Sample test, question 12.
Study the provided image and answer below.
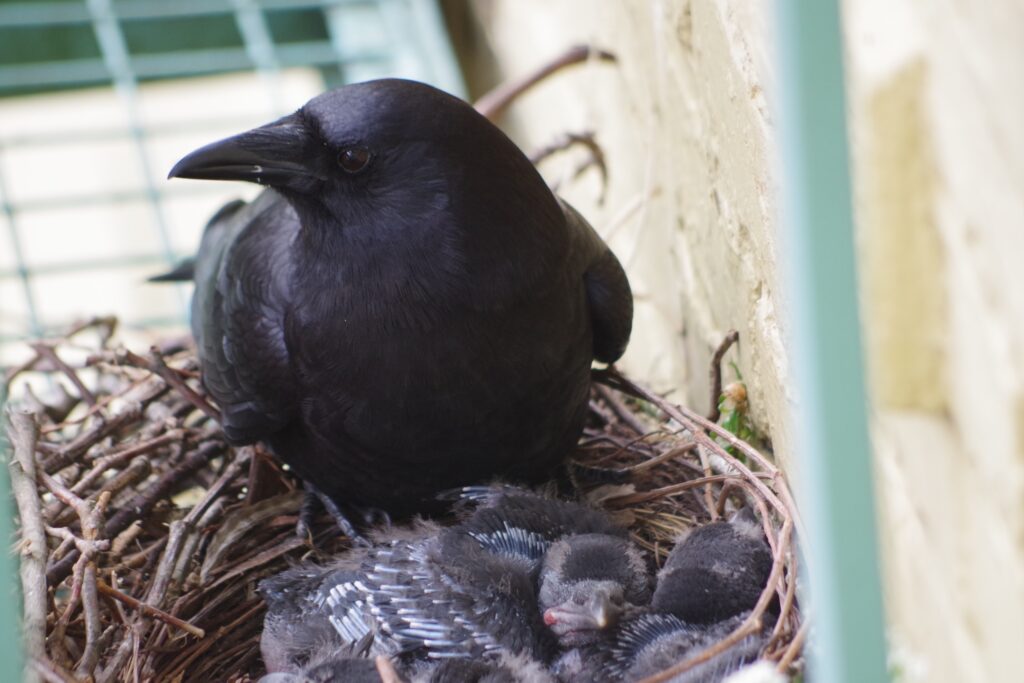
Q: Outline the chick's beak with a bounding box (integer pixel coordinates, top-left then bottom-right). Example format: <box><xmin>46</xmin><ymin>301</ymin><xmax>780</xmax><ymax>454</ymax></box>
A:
<box><xmin>168</xmin><ymin>112</ymin><xmax>323</xmax><ymax>193</ymax></box>
<box><xmin>543</xmin><ymin>592</ymin><xmax>622</xmax><ymax>634</ymax></box>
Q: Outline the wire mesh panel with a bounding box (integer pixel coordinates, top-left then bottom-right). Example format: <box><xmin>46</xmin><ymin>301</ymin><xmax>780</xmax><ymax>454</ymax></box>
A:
<box><xmin>0</xmin><ymin>0</ymin><xmax>464</xmax><ymax>365</ymax></box>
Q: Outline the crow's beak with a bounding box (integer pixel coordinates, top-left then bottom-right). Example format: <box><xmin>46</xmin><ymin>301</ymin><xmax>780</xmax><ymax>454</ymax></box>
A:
<box><xmin>168</xmin><ymin>112</ymin><xmax>322</xmax><ymax>193</ymax></box>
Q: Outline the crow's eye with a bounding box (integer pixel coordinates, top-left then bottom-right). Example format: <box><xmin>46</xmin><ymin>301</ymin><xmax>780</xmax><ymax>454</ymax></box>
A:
<box><xmin>337</xmin><ymin>147</ymin><xmax>371</xmax><ymax>173</ymax></box>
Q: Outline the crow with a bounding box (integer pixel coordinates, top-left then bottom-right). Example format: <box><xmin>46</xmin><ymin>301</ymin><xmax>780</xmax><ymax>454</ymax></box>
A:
<box><xmin>167</xmin><ymin>79</ymin><xmax>632</xmax><ymax>528</ymax></box>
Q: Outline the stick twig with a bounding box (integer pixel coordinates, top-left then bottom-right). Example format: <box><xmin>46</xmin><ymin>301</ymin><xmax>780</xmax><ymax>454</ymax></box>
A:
<box><xmin>117</xmin><ymin>348</ymin><xmax>220</xmax><ymax>422</ymax></box>
<box><xmin>46</xmin><ymin>441</ymin><xmax>223</xmax><ymax>584</ymax></box>
<box><xmin>97</xmin><ymin>580</ymin><xmax>205</xmax><ymax>638</ymax></box>
<box><xmin>474</xmin><ymin>44</ymin><xmax>616</xmax><ymax>120</ymax></box>
<box><xmin>30</xmin><ymin>343</ymin><xmax>97</xmax><ymax>407</ymax></box>
<box><xmin>706</xmin><ymin>329</ymin><xmax>740</xmax><ymax>423</ymax></box>
<box><xmin>595</xmin><ymin>382</ymin><xmax>652</xmax><ymax>436</ymax></box>
<box><xmin>6</xmin><ymin>409</ymin><xmax>48</xmax><ymax>665</ymax></box>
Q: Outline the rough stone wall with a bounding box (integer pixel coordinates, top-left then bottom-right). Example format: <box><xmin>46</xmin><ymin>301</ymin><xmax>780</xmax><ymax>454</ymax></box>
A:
<box><xmin>452</xmin><ymin>0</ymin><xmax>794</xmax><ymax>469</ymax></box>
<box><xmin>845</xmin><ymin>1</ymin><xmax>1024</xmax><ymax>681</ymax></box>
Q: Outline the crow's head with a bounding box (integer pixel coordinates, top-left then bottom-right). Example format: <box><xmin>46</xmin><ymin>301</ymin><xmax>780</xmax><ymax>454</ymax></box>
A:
<box><xmin>168</xmin><ymin>79</ymin><xmax>555</xmax><ymax>238</ymax></box>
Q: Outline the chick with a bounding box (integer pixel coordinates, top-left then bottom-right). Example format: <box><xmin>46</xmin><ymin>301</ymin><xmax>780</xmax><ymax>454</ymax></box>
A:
<box><xmin>537</xmin><ymin>533</ymin><xmax>651</xmax><ymax>649</ymax></box>
<box><xmin>261</xmin><ymin>501</ymin><xmax>652</xmax><ymax>677</ymax></box>
<box><xmin>652</xmin><ymin>506</ymin><xmax>772</xmax><ymax>624</ymax></box>
<box><xmin>562</xmin><ymin>507</ymin><xmax>775</xmax><ymax>682</ymax></box>
<box><xmin>446</xmin><ymin>485</ymin><xmax>628</xmax><ymax>575</ymax></box>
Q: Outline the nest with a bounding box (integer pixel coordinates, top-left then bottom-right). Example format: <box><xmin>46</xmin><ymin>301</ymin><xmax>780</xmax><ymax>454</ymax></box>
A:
<box><xmin>4</xmin><ymin>318</ymin><xmax>804</xmax><ymax>682</ymax></box>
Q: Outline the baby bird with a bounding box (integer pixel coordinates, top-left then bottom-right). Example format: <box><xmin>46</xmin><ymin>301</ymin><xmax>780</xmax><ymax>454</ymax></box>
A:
<box><xmin>562</xmin><ymin>507</ymin><xmax>775</xmax><ymax>683</ymax></box>
<box><xmin>537</xmin><ymin>533</ymin><xmax>651</xmax><ymax>649</ymax></box>
<box><xmin>260</xmin><ymin>491</ymin><xmax>652</xmax><ymax>679</ymax></box>
<box><xmin>261</xmin><ymin>520</ymin><xmax>551</xmax><ymax>667</ymax></box>
<box><xmin>651</xmin><ymin>506</ymin><xmax>772</xmax><ymax>624</ymax></box>
<box><xmin>257</xmin><ymin>631</ymin><xmax>380</xmax><ymax>683</ymax></box>
<box><xmin>446</xmin><ymin>485</ymin><xmax>629</xmax><ymax>575</ymax></box>
<box><xmin>416</xmin><ymin>653</ymin><xmax>558</xmax><ymax>683</ymax></box>
<box><xmin>597</xmin><ymin>611</ymin><xmax>771</xmax><ymax>682</ymax></box>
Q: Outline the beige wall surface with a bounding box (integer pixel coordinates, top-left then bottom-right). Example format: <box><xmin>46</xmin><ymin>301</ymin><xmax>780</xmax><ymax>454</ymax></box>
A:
<box><xmin>845</xmin><ymin>1</ymin><xmax>1024</xmax><ymax>681</ymax></box>
<box><xmin>455</xmin><ymin>0</ymin><xmax>795</xmax><ymax>469</ymax></box>
<box><xmin>461</xmin><ymin>1</ymin><xmax>1024</xmax><ymax>681</ymax></box>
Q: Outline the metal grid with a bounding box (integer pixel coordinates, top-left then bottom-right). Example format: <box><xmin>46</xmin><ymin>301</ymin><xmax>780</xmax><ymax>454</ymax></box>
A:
<box><xmin>0</xmin><ymin>0</ymin><xmax>464</xmax><ymax>363</ymax></box>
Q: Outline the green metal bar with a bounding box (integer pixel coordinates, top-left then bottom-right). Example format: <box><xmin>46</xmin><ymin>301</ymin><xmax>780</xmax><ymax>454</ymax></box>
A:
<box><xmin>0</xmin><ymin>151</ymin><xmax>43</xmax><ymax>339</ymax></box>
<box><xmin>230</xmin><ymin>0</ymin><xmax>286</xmax><ymax>112</ymax></box>
<box><xmin>407</xmin><ymin>0</ymin><xmax>465</xmax><ymax>98</ymax></box>
<box><xmin>0</xmin><ymin>252</ymin><xmax>174</xmax><ymax>280</ymax></box>
<box><xmin>3</xmin><ymin>117</ymin><xmax>286</xmax><ymax>148</ymax></box>
<box><xmin>0</xmin><ymin>59</ymin><xmax>110</xmax><ymax>91</ymax></box>
<box><xmin>0</xmin><ymin>0</ymin><xmax>369</xmax><ymax>27</ymax></box>
<box><xmin>0</xmin><ymin>42</ymin><xmax>387</xmax><ymax>91</ymax></box>
<box><xmin>86</xmin><ymin>0</ymin><xmax>187</xmax><ymax>320</ymax></box>
<box><xmin>0</xmin><ymin>411</ymin><xmax>24</xmax><ymax>683</ymax></box>
<box><xmin>87</xmin><ymin>0</ymin><xmax>175</xmax><ymax>258</ymax></box>
<box><xmin>1</xmin><ymin>185</ymin><xmax>240</xmax><ymax>213</ymax></box>
<box><xmin>772</xmin><ymin>2</ymin><xmax>888</xmax><ymax>682</ymax></box>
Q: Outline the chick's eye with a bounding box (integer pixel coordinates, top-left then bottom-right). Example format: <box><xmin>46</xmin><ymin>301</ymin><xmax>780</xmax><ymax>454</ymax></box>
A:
<box><xmin>337</xmin><ymin>147</ymin><xmax>371</xmax><ymax>173</ymax></box>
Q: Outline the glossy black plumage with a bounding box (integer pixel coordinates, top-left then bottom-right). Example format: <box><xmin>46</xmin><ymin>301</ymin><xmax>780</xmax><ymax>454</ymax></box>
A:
<box><xmin>167</xmin><ymin>79</ymin><xmax>633</xmax><ymax>518</ymax></box>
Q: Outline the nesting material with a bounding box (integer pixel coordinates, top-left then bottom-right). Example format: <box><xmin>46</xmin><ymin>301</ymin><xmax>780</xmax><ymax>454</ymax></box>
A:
<box><xmin>4</xmin><ymin>319</ymin><xmax>803</xmax><ymax>682</ymax></box>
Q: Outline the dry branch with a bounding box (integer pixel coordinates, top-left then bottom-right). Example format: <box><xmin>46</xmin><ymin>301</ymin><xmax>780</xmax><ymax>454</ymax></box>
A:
<box><xmin>6</xmin><ymin>409</ymin><xmax>48</xmax><ymax>669</ymax></box>
<box><xmin>474</xmin><ymin>44</ymin><xmax>617</xmax><ymax>120</ymax></box>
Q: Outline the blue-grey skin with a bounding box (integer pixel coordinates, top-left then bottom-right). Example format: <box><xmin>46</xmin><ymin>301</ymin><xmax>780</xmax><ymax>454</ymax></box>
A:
<box><xmin>167</xmin><ymin>79</ymin><xmax>633</xmax><ymax>522</ymax></box>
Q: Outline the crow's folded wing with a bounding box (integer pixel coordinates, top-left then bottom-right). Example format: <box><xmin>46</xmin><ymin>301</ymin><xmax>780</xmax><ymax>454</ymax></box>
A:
<box><xmin>560</xmin><ymin>199</ymin><xmax>633</xmax><ymax>364</ymax></box>
<box><xmin>191</xmin><ymin>191</ymin><xmax>297</xmax><ymax>444</ymax></box>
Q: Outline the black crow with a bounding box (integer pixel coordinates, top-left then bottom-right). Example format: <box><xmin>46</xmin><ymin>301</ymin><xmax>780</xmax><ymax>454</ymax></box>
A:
<box><xmin>167</xmin><ymin>79</ymin><xmax>632</xmax><ymax>526</ymax></box>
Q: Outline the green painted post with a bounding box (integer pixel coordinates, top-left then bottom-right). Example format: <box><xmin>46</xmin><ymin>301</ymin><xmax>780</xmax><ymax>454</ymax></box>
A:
<box><xmin>772</xmin><ymin>2</ymin><xmax>889</xmax><ymax>681</ymax></box>
<box><xmin>0</xmin><ymin>392</ymin><xmax>25</xmax><ymax>681</ymax></box>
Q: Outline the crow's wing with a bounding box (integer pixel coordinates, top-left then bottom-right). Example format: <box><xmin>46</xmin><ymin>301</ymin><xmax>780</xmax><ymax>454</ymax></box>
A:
<box><xmin>191</xmin><ymin>191</ymin><xmax>297</xmax><ymax>444</ymax></box>
<box><xmin>560</xmin><ymin>199</ymin><xmax>633</xmax><ymax>364</ymax></box>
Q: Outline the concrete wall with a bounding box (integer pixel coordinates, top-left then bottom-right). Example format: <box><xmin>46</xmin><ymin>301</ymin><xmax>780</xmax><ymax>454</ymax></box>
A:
<box><xmin>449</xmin><ymin>0</ymin><xmax>795</xmax><ymax>470</ymax></box>
<box><xmin>455</xmin><ymin>1</ymin><xmax>1024</xmax><ymax>681</ymax></box>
